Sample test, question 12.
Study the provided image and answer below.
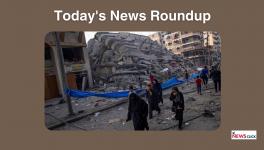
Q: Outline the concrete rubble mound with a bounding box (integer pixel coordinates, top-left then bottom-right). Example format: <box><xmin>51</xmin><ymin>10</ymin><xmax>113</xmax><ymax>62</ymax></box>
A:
<box><xmin>86</xmin><ymin>32</ymin><xmax>183</xmax><ymax>90</ymax></box>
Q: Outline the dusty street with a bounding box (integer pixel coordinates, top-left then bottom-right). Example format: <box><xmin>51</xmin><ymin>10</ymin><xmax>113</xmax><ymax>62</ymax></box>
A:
<box><xmin>53</xmin><ymin>81</ymin><xmax>220</xmax><ymax>131</ymax></box>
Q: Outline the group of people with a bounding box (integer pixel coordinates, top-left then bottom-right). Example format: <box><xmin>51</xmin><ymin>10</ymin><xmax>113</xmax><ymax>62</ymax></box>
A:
<box><xmin>126</xmin><ymin>65</ymin><xmax>221</xmax><ymax>131</ymax></box>
<box><xmin>186</xmin><ymin>65</ymin><xmax>221</xmax><ymax>95</ymax></box>
<box><xmin>196</xmin><ymin>65</ymin><xmax>221</xmax><ymax>94</ymax></box>
<box><xmin>126</xmin><ymin>75</ymin><xmax>184</xmax><ymax>131</ymax></box>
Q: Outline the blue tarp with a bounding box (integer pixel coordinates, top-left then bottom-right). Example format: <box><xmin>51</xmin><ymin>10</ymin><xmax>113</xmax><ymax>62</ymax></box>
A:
<box><xmin>190</xmin><ymin>73</ymin><xmax>200</xmax><ymax>80</ymax></box>
<box><xmin>66</xmin><ymin>89</ymin><xmax>145</xmax><ymax>99</ymax></box>
<box><xmin>161</xmin><ymin>77</ymin><xmax>184</xmax><ymax>89</ymax></box>
<box><xmin>66</xmin><ymin>77</ymin><xmax>184</xmax><ymax>99</ymax></box>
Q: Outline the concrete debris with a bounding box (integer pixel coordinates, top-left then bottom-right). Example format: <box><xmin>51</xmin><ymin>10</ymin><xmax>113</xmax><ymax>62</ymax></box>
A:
<box><xmin>165</xmin><ymin>117</ymin><xmax>170</xmax><ymax>120</ymax></box>
<box><xmin>161</xmin><ymin>121</ymin><xmax>168</xmax><ymax>124</ymax></box>
<box><xmin>156</xmin><ymin>118</ymin><xmax>169</xmax><ymax>124</ymax></box>
<box><xmin>187</xmin><ymin>97</ymin><xmax>196</xmax><ymax>101</ymax></box>
<box><xmin>122</xmin><ymin>121</ymin><xmax>126</xmax><ymax>126</ymax></box>
<box><xmin>108</xmin><ymin>118</ymin><xmax>122</xmax><ymax>124</ymax></box>
<box><xmin>94</xmin><ymin>112</ymin><xmax>100</xmax><ymax>117</ymax></box>
<box><xmin>96</xmin><ymin>99</ymin><xmax>106</xmax><ymax>102</ymax></box>
<box><xmin>86</xmin><ymin>32</ymin><xmax>190</xmax><ymax>90</ymax></box>
<box><xmin>209</xmin><ymin>100</ymin><xmax>215</xmax><ymax>105</ymax></box>
<box><xmin>94</xmin><ymin>103</ymin><xmax>99</xmax><ymax>107</ymax></box>
<box><xmin>203</xmin><ymin>109</ymin><xmax>215</xmax><ymax>118</ymax></box>
<box><xmin>58</xmin><ymin>99</ymin><xmax>66</xmax><ymax>104</ymax></box>
<box><xmin>205</xmin><ymin>90</ymin><xmax>212</xmax><ymax>93</ymax></box>
<box><xmin>78</xmin><ymin>110</ymin><xmax>84</xmax><ymax>114</ymax></box>
<box><xmin>165</xmin><ymin>115</ymin><xmax>175</xmax><ymax>120</ymax></box>
<box><xmin>118</xmin><ymin>107</ymin><xmax>124</xmax><ymax>111</ymax></box>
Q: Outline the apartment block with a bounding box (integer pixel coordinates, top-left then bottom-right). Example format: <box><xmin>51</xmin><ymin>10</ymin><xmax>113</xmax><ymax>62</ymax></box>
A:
<box><xmin>150</xmin><ymin>31</ymin><xmax>221</xmax><ymax>66</ymax></box>
<box><xmin>45</xmin><ymin>32</ymin><xmax>93</xmax><ymax>100</ymax></box>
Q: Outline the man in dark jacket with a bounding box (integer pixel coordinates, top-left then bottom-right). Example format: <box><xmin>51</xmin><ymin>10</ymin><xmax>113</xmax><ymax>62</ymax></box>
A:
<box><xmin>201</xmin><ymin>66</ymin><xmax>209</xmax><ymax>88</ymax></box>
<box><xmin>170</xmin><ymin>86</ymin><xmax>184</xmax><ymax>130</ymax></box>
<box><xmin>146</xmin><ymin>82</ymin><xmax>161</xmax><ymax>119</ymax></box>
<box><xmin>153</xmin><ymin>79</ymin><xmax>163</xmax><ymax>104</ymax></box>
<box><xmin>126</xmin><ymin>92</ymin><xmax>149</xmax><ymax>130</ymax></box>
<box><xmin>210</xmin><ymin>67</ymin><xmax>221</xmax><ymax>93</ymax></box>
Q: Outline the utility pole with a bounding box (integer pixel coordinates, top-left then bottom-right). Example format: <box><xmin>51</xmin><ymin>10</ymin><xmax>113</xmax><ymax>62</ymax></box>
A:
<box><xmin>206</xmin><ymin>32</ymin><xmax>212</xmax><ymax>66</ymax></box>
<box><xmin>54</xmin><ymin>32</ymin><xmax>74</xmax><ymax>116</ymax></box>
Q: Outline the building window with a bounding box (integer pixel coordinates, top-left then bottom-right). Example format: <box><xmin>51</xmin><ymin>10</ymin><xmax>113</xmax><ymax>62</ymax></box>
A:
<box><xmin>45</xmin><ymin>47</ymin><xmax>52</xmax><ymax>61</ymax></box>
<box><xmin>62</xmin><ymin>47</ymin><xmax>84</xmax><ymax>64</ymax></box>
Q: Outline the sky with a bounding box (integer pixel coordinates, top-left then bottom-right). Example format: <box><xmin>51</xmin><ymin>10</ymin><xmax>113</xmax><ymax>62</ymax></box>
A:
<box><xmin>84</xmin><ymin>31</ymin><xmax>156</xmax><ymax>42</ymax></box>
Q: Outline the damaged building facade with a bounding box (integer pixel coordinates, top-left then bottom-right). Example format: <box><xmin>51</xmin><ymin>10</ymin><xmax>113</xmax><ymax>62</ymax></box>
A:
<box><xmin>45</xmin><ymin>32</ymin><xmax>93</xmax><ymax>100</ymax></box>
<box><xmin>149</xmin><ymin>31</ymin><xmax>221</xmax><ymax>66</ymax></box>
<box><xmin>87</xmin><ymin>32</ymin><xmax>182</xmax><ymax>90</ymax></box>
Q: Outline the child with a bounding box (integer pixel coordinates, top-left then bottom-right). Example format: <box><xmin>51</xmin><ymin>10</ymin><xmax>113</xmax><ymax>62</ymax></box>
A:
<box><xmin>195</xmin><ymin>76</ymin><xmax>203</xmax><ymax>95</ymax></box>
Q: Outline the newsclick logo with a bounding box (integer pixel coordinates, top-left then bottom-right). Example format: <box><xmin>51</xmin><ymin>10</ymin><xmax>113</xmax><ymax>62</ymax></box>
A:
<box><xmin>231</xmin><ymin>130</ymin><xmax>257</xmax><ymax>140</ymax></box>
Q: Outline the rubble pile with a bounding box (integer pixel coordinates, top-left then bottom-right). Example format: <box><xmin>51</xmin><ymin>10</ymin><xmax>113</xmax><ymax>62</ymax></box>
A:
<box><xmin>87</xmin><ymin>32</ymin><xmax>182</xmax><ymax>90</ymax></box>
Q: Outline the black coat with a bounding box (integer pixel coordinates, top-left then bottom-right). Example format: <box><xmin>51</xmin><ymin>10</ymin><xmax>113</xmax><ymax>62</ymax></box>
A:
<box><xmin>127</xmin><ymin>93</ymin><xmax>148</xmax><ymax>130</ymax></box>
<box><xmin>210</xmin><ymin>70</ymin><xmax>221</xmax><ymax>81</ymax></box>
<box><xmin>153</xmin><ymin>82</ymin><xmax>163</xmax><ymax>102</ymax></box>
<box><xmin>169</xmin><ymin>91</ymin><xmax>184</xmax><ymax>111</ymax></box>
<box><xmin>146</xmin><ymin>89</ymin><xmax>160</xmax><ymax>110</ymax></box>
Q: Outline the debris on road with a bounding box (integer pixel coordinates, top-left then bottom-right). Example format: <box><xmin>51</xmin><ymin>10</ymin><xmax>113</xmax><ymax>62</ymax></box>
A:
<box><xmin>94</xmin><ymin>112</ymin><xmax>100</xmax><ymax>117</ymax></box>
<box><xmin>108</xmin><ymin>118</ymin><xmax>122</xmax><ymax>124</ymax></box>
<box><xmin>187</xmin><ymin>97</ymin><xmax>196</xmax><ymax>101</ymax></box>
<box><xmin>185</xmin><ymin>122</ymin><xmax>190</xmax><ymax>126</ymax></box>
<box><xmin>203</xmin><ymin>109</ymin><xmax>215</xmax><ymax>118</ymax></box>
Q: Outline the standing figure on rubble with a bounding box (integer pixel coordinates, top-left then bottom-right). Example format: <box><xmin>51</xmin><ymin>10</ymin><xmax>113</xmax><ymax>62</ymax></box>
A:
<box><xmin>184</xmin><ymin>70</ymin><xmax>189</xmax><ymax>85</ymax></box>
<box><xmin>126</xmin><ymin>85</ymin><xmax>149</xmax><ymax>131</ymax></box>
<box><xmin>153</xmin><ymin>79</ymin><xmax>163</xmax><ymax>104</ymax></box>
<box><xmin>146</xmin><ymin>82</ymin><xmax>161</xmax><ymax>119</ymax></box>
<box><xmin>170</xmin><ymin>87</ymin><xmax>185</xmax><ymax>130</ymax></box>
<box><xmin>138</xmin><ymin>76</ymin><xmax>143</xmax><ymax>89</ymax></box>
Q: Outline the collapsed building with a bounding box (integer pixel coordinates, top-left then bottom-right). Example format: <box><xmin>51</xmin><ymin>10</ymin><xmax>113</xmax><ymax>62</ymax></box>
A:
<box><xmin>87</xmin><ymin>32</ymin><xmax>183</xmax><ymax>90</ymax></box>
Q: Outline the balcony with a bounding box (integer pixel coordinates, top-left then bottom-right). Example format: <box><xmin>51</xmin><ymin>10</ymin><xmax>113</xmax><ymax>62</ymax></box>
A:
<box><xmin>182</xmin><ymin>40</ymin><xmax>202</xmax><ymax>46</ymax></box>
<box><xmin>181</xmin><ymin>45</ymin><xmax>206</xmax><ymax>52</ymax></box>
<box><xmin>180</xmin><ymin>32</ymin><xmax>202</xmax><ymax>39</ymax></box>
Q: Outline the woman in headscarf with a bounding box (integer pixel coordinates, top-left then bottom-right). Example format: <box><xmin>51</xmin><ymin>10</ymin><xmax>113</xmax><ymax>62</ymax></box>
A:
<box><xmin>126</xmin><ymin>92</ymin><xmax>149</xmax><ymax>131</ymax></box>
<box><xmin>170</xmin><ymin>86</ymin><xmax>185</xmax><ymax>130</ymax></box>
<box><xmin>146</xmin><ymin>82</ymin><xmax>161</xmax><ymax>119</ymax></box>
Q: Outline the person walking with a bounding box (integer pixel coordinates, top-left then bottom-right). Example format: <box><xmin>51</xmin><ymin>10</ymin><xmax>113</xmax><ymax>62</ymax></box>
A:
<box><xmin>126</xmin><ymin>85</ymin><xmax>149</xmax><ymax>130</ymax></box>
<box><xmin>153</xmin><ymin>79</ymin><xmax>163</xmax><ymax>104</ymax></box>
<box><xmin>146</xmin><ymin>82</ymin><xmax>161</xmax><ymax>119</ymax></box>
<box><xmin>138</xmin><ymin>76</ymin><xmax>143</xmax><ymax>89</ymax></box>
<box><xmin>184</xmin><ymin>70</ymin><xmax>189</xmax><ymax>85</ymax></box>
<box><xmin>210</xmin><ymin>67</ymin><xmax>221</xmax><ymax>93</ymax></box>
<box><xmin>201</xmin><ymin>66</ymin><xmax>209</xmax><ymax>88</ymax></box>
<box><xmin>195</xmin><ymin>76</ymin><xmax>203</xmax><ymax>95</ymax></box>
<box><xmin>169</xmin><ymin>87</ymin><xmax>185</xmax><ymax>130</ymax></box>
